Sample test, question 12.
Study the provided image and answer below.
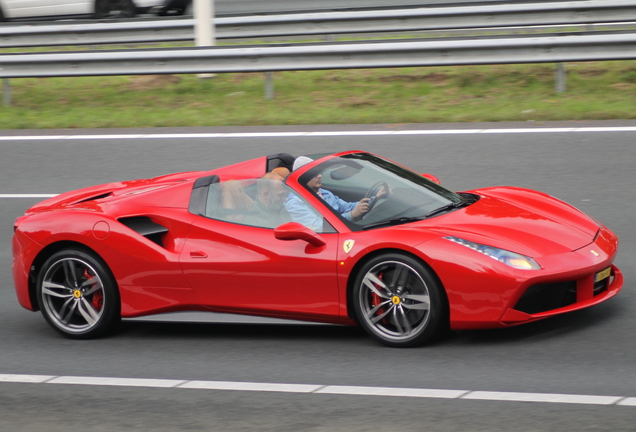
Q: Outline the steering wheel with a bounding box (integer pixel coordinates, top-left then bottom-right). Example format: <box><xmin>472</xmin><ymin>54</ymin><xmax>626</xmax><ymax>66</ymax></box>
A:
<box><xmin>364</xmin><ymin>181</ymin><xmax>389</xmax><ymax>212</ymax></box>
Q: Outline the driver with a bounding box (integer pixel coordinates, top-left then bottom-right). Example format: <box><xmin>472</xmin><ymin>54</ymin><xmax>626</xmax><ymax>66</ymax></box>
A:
<box><xmin>286</xmin><ymin>156</ymin><xmax>388</xmax><ymax>225</ymax></box>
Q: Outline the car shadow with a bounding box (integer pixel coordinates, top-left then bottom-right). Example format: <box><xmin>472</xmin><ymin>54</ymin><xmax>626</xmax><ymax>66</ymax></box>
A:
<box><xmin>446</xmin><ymin>301</ymin><xmax>625</xmax><ymax>346</ymax></box>
<box><xmin>117</xmin><ymin>320</ymin><xmax>368</xmax><ymax>343</ymax></box>
<box><xmin>115</xmin><ymin>300</ymin><xmax>624</xmax><ymax>347</ymax></box>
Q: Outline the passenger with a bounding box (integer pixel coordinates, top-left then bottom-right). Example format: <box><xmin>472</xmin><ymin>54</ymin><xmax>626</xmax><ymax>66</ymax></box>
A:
<box><xmin>222</xmin><ymin>180</ymin><xmax>253</xmax><ymax>212</ymax></box>
<box><xmin>218</xmin><ymin>180</ymin><xmax>254</xmax><ymax>221</ymax></box>
<box><xmin>243</xmin><ymin>172</ymin><xmax>292</xmax><ymax>228</ymax></box>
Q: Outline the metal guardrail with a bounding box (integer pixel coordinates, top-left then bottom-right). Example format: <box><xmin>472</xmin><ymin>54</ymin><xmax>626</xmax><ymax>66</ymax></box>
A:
<box><xmin>1</xmin><ymin>33</ymin><xmax>635</xmax><ymax>78</ymax></box>
<box><xmin>1</xmin><ymin>0</ymin><xmax>635</xmax><ymax>48</ymax></box>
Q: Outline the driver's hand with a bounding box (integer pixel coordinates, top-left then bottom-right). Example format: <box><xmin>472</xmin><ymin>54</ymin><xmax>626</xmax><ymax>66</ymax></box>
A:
<box><xmin>351</xmin><ymin>198</ymin><xmax>371</xmax><ymax>219</ymax></box>
<box><xmin>378</xmin><ymin>185</ymin><xmax>392</xmax><ymax>199</ymax></box>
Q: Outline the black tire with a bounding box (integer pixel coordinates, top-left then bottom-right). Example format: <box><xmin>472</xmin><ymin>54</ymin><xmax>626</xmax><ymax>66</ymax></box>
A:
<box><xmin>352</xmin><ymin>253</ymin><xmax>448</xmax><ymax>347</ymax></box>
<box><xmin>0</xmin><ymin>6</ymin><xmax>5</xmax><ymax>22</ymax></box>
<box><xmin>36</xmin><ymin>248</ymin><xmax>121</xmax><ymax>339</ymax></box>
<box><xmin>94</xmin><ymin>0</ymin><xmax>136</xmax><ymax>19</ymax></box>
<box><xmin>158</xmin><ymin>0</ymin><xmax>190</xmax><ymax>15</ymax></box>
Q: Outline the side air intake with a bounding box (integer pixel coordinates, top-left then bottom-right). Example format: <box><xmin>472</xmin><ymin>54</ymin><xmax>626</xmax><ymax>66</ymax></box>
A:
<box><xmin>118</xmin><ymin>216</ymin><xmax>168</xmax><ymax>247</ymax></box>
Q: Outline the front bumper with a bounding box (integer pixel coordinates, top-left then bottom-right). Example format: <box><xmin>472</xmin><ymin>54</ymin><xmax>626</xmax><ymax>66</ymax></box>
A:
<box><xmin>500</xmin><ymin>264</ymin><xmax>623</xmax><ymax>325</ymax></box>
<box><xmin>427</xmin><ymin>226</ymin><xmax>622</xmax><ymax>331</ymax></box>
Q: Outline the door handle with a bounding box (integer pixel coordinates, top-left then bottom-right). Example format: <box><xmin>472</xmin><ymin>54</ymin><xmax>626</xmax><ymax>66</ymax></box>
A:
<box><xmin>189</xmin><ymin>251</ymin><xmax>208</xmax><ymax>258</ymax></box>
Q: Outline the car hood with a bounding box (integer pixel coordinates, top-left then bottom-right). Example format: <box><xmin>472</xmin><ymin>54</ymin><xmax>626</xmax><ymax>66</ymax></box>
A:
<box><xmin>419</xmin><ymin>186</ymin><xmax>599</xmax><ymax>257</ymax></box>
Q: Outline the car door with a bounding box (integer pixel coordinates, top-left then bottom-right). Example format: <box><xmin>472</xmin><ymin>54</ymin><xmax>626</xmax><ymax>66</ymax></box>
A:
<box><xmin>179</xmin><ymin>180</ymin><xmax>341</xmax><ymax>320</ymax></box>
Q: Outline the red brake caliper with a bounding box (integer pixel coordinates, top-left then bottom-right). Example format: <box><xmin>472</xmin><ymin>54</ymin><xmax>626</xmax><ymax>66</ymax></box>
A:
<box><xmin>84</xmin><ymin>268</ymin><xmax>103</xmax><ymax>311</ymax></box>
<box><xmin>371</xmin><ymin>272</ymin><xmax>386</xmax><ymax>323</ymax></box>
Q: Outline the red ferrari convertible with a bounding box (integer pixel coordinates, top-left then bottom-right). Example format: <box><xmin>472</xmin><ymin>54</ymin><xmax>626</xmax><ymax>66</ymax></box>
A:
<box><xmin>12</xmin><ymin>151</ymin><xmax>622</xmax><ymax>347</ymax></box>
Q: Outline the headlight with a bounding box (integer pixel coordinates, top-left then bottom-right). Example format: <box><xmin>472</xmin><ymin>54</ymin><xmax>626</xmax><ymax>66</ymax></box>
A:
<box><xmin>444</xmin><ymin>236</ymin><xmax>541</xmax><ymax>270</ymax></box>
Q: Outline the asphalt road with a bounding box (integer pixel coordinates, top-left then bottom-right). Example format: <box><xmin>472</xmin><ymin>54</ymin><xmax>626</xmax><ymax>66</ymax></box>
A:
<box><xmin>1</xmin><ymin>121</ymin><xmax>635</xmax><ymax>431</ymax></box>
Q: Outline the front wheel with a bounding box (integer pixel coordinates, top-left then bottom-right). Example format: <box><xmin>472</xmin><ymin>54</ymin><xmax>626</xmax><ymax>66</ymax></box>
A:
<box><xmin>353</xmin><ymin>254</ymin><xmax>448</xmax><ymax>347</ymax></box>
<box><xmin>94</xmin><ymin>0</ymin><xmax>136</xmax><ymax>18</ymax></box>
<box><xmin>36</xmin><ymin>248</ymin><xmax>121</xmax><ymax>339</ymax></box>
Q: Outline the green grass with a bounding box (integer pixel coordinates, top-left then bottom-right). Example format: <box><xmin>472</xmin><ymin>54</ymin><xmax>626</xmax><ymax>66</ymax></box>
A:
<box><xmin>2</xmin><ymin>61</ymin><xmax>636</xmax><ymax>129</ymax></box>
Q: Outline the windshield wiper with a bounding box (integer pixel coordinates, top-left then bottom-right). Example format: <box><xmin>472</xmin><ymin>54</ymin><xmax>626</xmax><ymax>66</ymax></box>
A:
<box><xmin>423</xmin><ymin>199</ymin><xmax>468</xmax><ymax>219</ymax></box>
<box><xmin>362</xmin><ymin>199</ymin><xmax>469</xmax><ymax>230</ymax></box>
<box><xmin>362</xmin><ymin>216</ymin><xmax>427</xmax><ymax>230</ymax></box>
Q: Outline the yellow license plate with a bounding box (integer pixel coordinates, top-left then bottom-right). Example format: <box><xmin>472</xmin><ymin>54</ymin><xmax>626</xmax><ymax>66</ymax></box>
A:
<box><xmin>595</xmin><ymin>267</ymin><xmax>611</xmax><ymax>283</ymax></box>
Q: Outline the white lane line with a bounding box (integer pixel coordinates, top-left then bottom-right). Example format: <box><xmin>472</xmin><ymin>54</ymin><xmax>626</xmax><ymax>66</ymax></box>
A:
<box><xmin>48</xmin><ymin>376</ymin><xmax>187</xmax><ymax>388</ymax></box>
<box><xmin>316</xmin><ymin>385</ymin><xmax>468</xmax><ymax>399</ymax></box>
<box><xmin>462</xmin><ymin>391</ymin><xmax>623</xmax><ymax>406</ymax></box>
<box><xmin>178</xmin><ymin>381</ymin><xmax>323</xmax><ymax>393</ymax></box>
<box><xmin>1</xmin><ymin>126</ymin><xmax>636</xmax><ymax>141</ymax></box>
<box><xmin>393</xmin><ymin>129</ymin><xmax>482</xmax><ymax>135</ymax></box>
<box><xmin>65</xmin><ymin>135</ymin><xmax>147</xmax><ymax>140</ymax></box>
<box><xmin>305</xmin><ymin>131</ymin><xmax>412</xmax><ymax>136</ymax></box>
<box><xmin>0</xmin><ymin>374</ymin><xmax>55</xmax><ymax>383</ymax></box>
<box><xmin>0</xmin><ymin>194</ymin><xmax>58</xmax><ymax>198</ymax></box>
<box><xmin>0</xmin><ymin>374</ymin><xmax>633</xmax><ymax>407</ymax></box>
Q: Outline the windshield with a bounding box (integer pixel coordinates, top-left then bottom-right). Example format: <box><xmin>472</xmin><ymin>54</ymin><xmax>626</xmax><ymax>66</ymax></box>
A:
<box><xmin>297</xmin><ymin>153</ymin><xmax>467</xmax><ymax>230</ymax></box>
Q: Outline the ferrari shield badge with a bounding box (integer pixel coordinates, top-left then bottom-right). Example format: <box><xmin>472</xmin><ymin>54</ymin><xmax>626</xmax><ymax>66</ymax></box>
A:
<box><xmin>343</xmin><ymin>240</ymin><xmax>355</xmax><ymax>253</ymax></box>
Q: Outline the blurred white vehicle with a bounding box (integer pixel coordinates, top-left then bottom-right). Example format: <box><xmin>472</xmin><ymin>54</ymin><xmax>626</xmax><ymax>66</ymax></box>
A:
<box><xmin>0</xmin><ymin>0</ymin><xmax>186</xmax><ymax>20</ymax></box>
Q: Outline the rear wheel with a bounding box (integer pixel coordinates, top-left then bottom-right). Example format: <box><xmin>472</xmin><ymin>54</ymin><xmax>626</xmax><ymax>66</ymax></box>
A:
<box><xmin>94</xmin><ymin>0</ymin><xmax>136</xmax><ymax>18</ymax></box>
<box><xmin>353</xmin><ymin>253</ymin><xmax>447</xmax><ymax>347</ymax></box>
<box><xmin>36</xmin><ymin>248</ymin><xmax>120</xmax><ymax>339</ymax></box>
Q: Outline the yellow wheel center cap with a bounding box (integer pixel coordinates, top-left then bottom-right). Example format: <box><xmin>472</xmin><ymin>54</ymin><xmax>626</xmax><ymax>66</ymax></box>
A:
<box><xmin>391</xmin><ymin>296</ymin><xmax>401</xmax><ymax>305</ymax></box>
<box><xmin>73</xmin><ymin>290</ymin><xmax>82</xmax><ymax>298</ymax></box>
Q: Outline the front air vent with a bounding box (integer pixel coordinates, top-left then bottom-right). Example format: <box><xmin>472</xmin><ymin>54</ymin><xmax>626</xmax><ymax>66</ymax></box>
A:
<box><xmin>513</xmin><ymin>281</ymin><xmax>577</xmax><ymax>315</ymax></box>
<box><xmin>74</xmin><ymin>192</ymin><xmax>113</xmax><ymax>204</ymax></box>
<box><xmin>118</xmin><ymin>216</ymin><xmax>168</xmax><ymax>247</ymax></box>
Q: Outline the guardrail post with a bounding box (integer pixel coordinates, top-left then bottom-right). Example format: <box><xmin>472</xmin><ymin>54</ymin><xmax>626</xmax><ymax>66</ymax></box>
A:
<box><xmin>194</xmin><ymin>0</ymin><xmax>215</xmax><ymax>46</ymax></box>
<box><xmin>265</xmin><ymin>72</ymin><xmax>275</xmax><ymax>100</ymax></box>
<box><xmin>556</xmin><ymin>63</ymin><xmax>566</xmax><ymax>93</ymax></box>
<box><xmin>195</xmin><ymin>0</ymin><xmax>216</xmax><ymax>79</ymax></box>
<box><xmin>2</xmin><ymin>79</ymin><xmax>11</xmax><ymax>106</ymax></box>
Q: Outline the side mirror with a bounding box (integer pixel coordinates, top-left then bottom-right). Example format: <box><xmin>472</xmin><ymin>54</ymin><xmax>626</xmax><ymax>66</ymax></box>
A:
<box><xmin>422</xmin><ymin>173</ymin><xmax>441</xmax><ymax>184</ymax></box>
<box><xmin>274</xmin><ymin>222</ymin><xmax>326</xmax><ymax>247</ymax></box>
